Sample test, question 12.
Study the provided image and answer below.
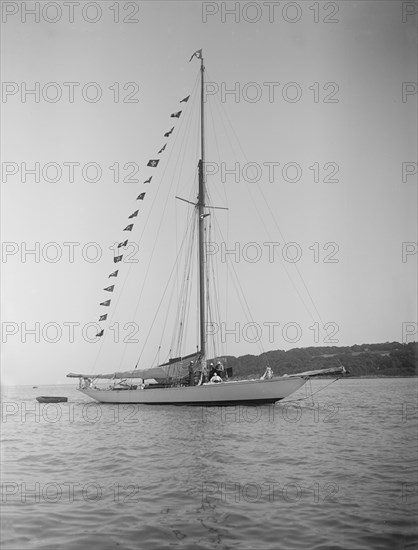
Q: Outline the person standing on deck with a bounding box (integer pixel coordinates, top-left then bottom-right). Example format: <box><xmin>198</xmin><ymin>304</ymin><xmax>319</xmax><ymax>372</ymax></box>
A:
<box><xmin>209</xmin><ymin>362</ymin><xmax>215</xmax><ymax>379</ymax></box>
<box><xmin>215</xmin><ymin>361</ymin><xmax>225</xmax><ymax>379</ymax></box>
<box><xmin>188</xmin><ymin>361</ymin><xmax>194</xmax><ymax>386</ymax></box>
<box><xmin>202</xmin><ymin>363</ymin><xmax>209</xmax><ymax>383</ymax></box>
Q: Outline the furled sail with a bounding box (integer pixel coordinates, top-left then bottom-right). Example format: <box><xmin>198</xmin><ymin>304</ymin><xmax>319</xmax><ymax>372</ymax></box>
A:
<box><xmin>67</xmin><ymin>352</ymin><xmax>201</xmax><ymax>382</ymax></box>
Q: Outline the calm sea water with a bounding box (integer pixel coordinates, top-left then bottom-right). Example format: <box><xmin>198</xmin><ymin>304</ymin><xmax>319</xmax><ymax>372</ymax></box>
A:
<box><xmin>1</xmin><ymin>378</ymin><xmax>417</xmax><ymax>550</ymax></box>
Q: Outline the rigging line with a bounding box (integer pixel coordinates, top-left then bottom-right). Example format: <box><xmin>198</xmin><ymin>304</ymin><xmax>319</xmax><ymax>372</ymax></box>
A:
<box><xmin>175</xmin><ymin>176</ymin><xmax>200</xmax><ymax>338</ymax></box>
<box><xmin>164</xmin><ymin>216</ymin><xmax>195</xmax><ymax>356</ymax></box>
<box><xmin>172</xmin><ymin>221</ymin><xmax>192</xmax><ymax>342</ymax></box>
<box><xmin>177</xmin><ymin>213</ymin><xmax>197</xmax><ymax>337</ymax></box>
<box><xmin>90</xmin><ymin>153</ymin><xmax>187</xmax><ymax>372</ymax></box>
<box><xmin>209</xmin><ymin>204</ymin><xmax>252</xmax><ymax>326</ymax></box>
<box><xmin>153</xmin><ymin>223</ymin><xmax>194</xmax><ymax>359</ymax></box>
<box><xmin>90</xmin><ymin>195</ymin><xmax>162</xmax><ymax>371</ymax></box>
<box><xmin>205</xmin><ymin>84</ymin><xmax>314</xmax><ymax>327</ymax></box>
<box><xmin>258</xmin><ymin>190</ymin><xmax>326</xmax><ymax>327</ymax></box>
<box><xmin>207</xmin><ymin>246</ymin><xmax>221</xmax><ymax>359</ymax></box>
<box><xmin>172</xmin><ymin>81</ymin><xmax>209</xmax><ymax>356</ymax></box>
<box><xmin>92</xmin><ymin>182</ymin><xmax>179</xmax><ymax>374</ymax></box>
<box><xmin>205</xmin><ymin>234</ymin><xmax>212</xmax><ymax>356</ymax></box>
<box><xmin>182</xmin><ymin>224</ymin><xmax>198</xmax><ymax>356</ymax></box>
<box><xmin>284</xmin><ymin>375</ymin><xmax>343</xmax><ymax>402</ymax></box>
<box><xmin>205</xmin><ymin>86</ymin><xmax>231</xmax><ymax>345</ymax></box>
<box><xmin>152</xmin><ymin>347</ymin><xmax>172</xmax><ymax>370</ymax></box>
<box><xmin>136</xmin><ymin>73</ymin><xmax>200</xmax><ymax>251</ymax></box>
<box><xmin>212</xmin><ymin>253</ymin><xmax>225</xmax><ymax>358</ymax></box>
<box><xmin>226</xmin><ymin>205</ymin><xmax>229</xmax><ymax>349</ymax></box>
<box><xmin>195</xmin><ymin>235</ymin><xmax>200</xmax><ymax>356</ymax></box>
<box><xmin>167</xmin><ymin>217</ymin><xmax>196</xmax><ymax>357</ymax></box>
<box><xmin>211</xmin><ymin>211</ymin><xmax>265</xmax><ymax>356</ymax></box>
<box><xmin>205</xmin><ymin>103</ymin><xmax>229</xmax><ymax>358</ymax></box>
<box><xmin>142</xmin><ymin>221</ymin><xmax>195</xmax><ymax>369</ymax></box>
<box><xmin>175</xmin><ymin>83</ymin><xmax>200</xmax><ymax>305</ymax></box>
<box><xmin>159</xmin><ymin>224</ymin><xmax>191</xmax><ymax>359</ymax></box>
<box><xmin>134</xmin><ymin>221</ymin><xmax>196</xmax><ymax>368</ymax></box>
<box><xmin>150</xmin><ymin>345</ymin><xmax>161</xmax><ymax>371</ymax></box>
<box><xmin>211</xmin><ymin>90</ymin><xmax>326</xmax><ymax>330</ymax></box>
<box><xmin>206</xmin><ymin>98</ymin><xmax>229</xmax><ymax>210</ymax></box>
<box><xmin>133</xmin><ymin>75</ymin><xmax>197</xmax><ymax>268</ymax></box>
<box><xmin>109</xmin><ymin>80</ymin><xmax>200</xmax><ymax>371</ymax></box>
<box><xmin>91</xmin><ymin>234</ymin><xmax>142</xmax><ymax>372</ymax></box>
<box><xmin>174</xmin><ymin>74</ymin><xmax>201</xmax><ymax>199</ymax></box>
<box><xmin>161</xmin><ymin>272</ymin><xmax>182</xmax><ymax>354</ymax></box>
<box><xmin>207</xmin><ymin>300</ymin><xmax>217</xmax><ymax>359</ymax></box>
<box><xmin>207</xmin><ymin>77</ymin><xmax>325</xmax><ymax>330</ymax></box>
<box><xmin>172</xmin><ymin>212</ymin><xmax>197</xmax><ymax>356</ymax></box>
<box><xmin>188</xmin><ymin>174</ymin><xmax>201</xmax><ymax>357</ymax></box>
<box><xmin>127</xmin><ymin>98</ymin><xmax>197</xmax><ymax>338</ymax></box>
<box><xmin>175</xmin><ymin>94</ymin><xmax>198</xmax><ymax>330</ymax></box>
<box><xmin>206</xmin><ymin>211</ymin><xmax>223</xmax><ymax>358</ymax></box>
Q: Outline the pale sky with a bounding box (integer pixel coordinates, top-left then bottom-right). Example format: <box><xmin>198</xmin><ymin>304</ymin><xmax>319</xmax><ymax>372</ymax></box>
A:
<box><xmin>1</xmin><ymin>1</ymin><xmax>417</xmax><ymax>385</ymax></box>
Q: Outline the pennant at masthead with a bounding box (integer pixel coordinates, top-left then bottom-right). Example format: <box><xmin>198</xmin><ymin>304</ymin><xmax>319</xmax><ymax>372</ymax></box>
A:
<box><xmin>189</xmin><ymin>49</ymin><xmax>202</xmax><ymax>62</ymax></box>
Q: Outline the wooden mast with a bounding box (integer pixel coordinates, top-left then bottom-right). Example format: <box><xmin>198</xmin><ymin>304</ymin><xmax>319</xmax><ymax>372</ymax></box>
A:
<box><xmin>197</xmin><ymin>51</ymin><xmax>206</xmax><ymax>364</ymax></box>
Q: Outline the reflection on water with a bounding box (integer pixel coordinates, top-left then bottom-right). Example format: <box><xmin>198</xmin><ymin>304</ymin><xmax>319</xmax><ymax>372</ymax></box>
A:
<box><xmin>1</xmin><ymin>378</ymin><xmax>417</xmax><ymax>549</ymax></box>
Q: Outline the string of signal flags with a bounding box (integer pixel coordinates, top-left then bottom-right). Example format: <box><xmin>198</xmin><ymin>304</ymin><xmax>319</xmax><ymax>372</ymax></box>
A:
<box><xmin>94</xmin><ymin>97</ymin><xmax>197</xmax><ymax>337</ymax></box>
<box><xmin>95</xmin><ymin>49</ymin><xmax>202</xmax><ymax>338</ymax></box>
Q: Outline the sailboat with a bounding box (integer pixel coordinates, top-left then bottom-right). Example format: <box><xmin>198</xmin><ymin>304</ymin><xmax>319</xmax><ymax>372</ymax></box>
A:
<box><xmin>67</xmin><ymin>50</ymin><xmax>345</xmax><ymax>405</ymax></box>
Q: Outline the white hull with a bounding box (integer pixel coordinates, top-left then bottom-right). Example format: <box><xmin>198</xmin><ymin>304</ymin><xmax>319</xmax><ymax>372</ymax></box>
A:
<box><xmin>79</xmin><ymin>376</ymin><xmax>307</xmax><ymax>405</ymax></box>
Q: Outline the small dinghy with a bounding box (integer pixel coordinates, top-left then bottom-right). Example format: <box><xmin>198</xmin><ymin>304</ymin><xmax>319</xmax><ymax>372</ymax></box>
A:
<box><xmin>36</xmin><ymin>396</ymin><xmax>68</xmax><ymax>403</ymax></box>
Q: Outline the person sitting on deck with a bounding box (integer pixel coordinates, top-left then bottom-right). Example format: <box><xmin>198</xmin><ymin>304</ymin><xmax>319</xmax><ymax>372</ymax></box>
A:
<box><xmin>210</xmin><ymin>373</ymin><xmax>222</xmax><ymax>384</ymax></box>
<box><xmin>82</xmin><ymin>377</ymin><xmax>93</xmax><ymax>389</ymax></box>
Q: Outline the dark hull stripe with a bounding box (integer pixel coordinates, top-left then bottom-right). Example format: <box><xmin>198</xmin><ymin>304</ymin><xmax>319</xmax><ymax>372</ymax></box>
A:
<box><xmin>94</xmin><ymin>398</ymin><xmax>282</xmax><ymax>406</ymax></box>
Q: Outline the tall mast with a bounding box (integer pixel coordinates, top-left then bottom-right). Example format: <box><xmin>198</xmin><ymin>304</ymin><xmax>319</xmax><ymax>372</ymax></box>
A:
<box><xmin>198</xmin><ymin>52</ymin><xmax>206</xmax><ymax>361</ymax></box>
